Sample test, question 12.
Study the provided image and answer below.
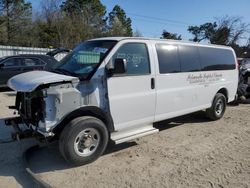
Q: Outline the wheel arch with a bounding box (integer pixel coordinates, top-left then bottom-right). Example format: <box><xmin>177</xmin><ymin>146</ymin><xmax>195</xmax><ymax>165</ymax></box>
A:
<box><xmin>53</xmin><ymin>106</ymin><xmax>114</xmax><ymax>136</ymax></box>
<box><xmin>216</xmin><ymin>87</ymin><xmax>228</xmax><ymax>102</ymax></box>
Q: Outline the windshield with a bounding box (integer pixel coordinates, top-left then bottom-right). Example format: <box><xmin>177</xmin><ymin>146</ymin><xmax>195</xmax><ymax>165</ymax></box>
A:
<box><xmin>53</xmin><ymin>40</ymin><xmax>117</xmax><ymax>79</ymax></box>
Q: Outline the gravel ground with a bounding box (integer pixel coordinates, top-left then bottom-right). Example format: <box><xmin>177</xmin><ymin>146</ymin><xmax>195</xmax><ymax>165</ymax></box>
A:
<box><xmin>0</xmin><ymin>91</ymin><xmax>249</xmax><ymax>188</ymax></box>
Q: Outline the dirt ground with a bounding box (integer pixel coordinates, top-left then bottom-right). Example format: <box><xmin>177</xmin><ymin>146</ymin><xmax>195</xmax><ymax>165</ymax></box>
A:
<box><xmin>0</xmin><ymin>91</ymin><xmax>249</xmax><ymax>188</ymax></box>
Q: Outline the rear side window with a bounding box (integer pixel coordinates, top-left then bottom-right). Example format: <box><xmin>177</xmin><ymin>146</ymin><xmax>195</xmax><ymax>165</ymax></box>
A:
<box><xmin>199</xmin><ymin>47</ymin><xmax>235</xmax><ymax>70</ymax></box>
<box><xmin>178</xmin><ymin>45</ymin><xmax>201</xmax><ymax>72</ymax></box>
<box><xmin>21</xmin><ymin>58</ymin><xmax>46</xmax><ymax>66</ymax></box>
<box><xmin>113</xmin><ymin>43</ymin><xmax>150</xmax><ymax>75</ymax></box>
<box><xmin>156</xmin><ymin>44</ymin><xmax>180</xmax><ymax>73</ymax></box>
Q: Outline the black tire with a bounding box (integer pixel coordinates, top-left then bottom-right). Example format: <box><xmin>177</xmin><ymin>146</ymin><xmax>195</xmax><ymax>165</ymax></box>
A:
<box><xmin>206</xmin><ymin>93</ymin><xmax>227</xmax><ymax>120</ymax></box>
<box><xmin>59</xmin><ymin>116</ymin><xmax>108</xmax><ymax>166</ymax></box>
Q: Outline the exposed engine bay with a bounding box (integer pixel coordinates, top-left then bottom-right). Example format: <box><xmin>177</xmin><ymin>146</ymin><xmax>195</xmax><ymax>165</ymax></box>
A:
<box><xmin>15</xmin><ymin>91</ymin><xmax>45</xmax><ymax>126</ymax></box>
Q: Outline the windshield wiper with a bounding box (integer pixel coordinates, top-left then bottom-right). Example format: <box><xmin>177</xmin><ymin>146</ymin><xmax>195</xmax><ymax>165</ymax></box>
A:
<box><xmin>53</xmin><ymin>68</ymin><xmax>78</xmax><ymax>77</ymax></box>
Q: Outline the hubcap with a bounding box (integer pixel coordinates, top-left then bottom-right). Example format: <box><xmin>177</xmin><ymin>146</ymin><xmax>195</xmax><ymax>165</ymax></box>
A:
<box><xmin>74</xmin><ymin>128</ymin><xmax>100</xmax><ymax>157</ymax></box>
<box><xmin>215</xmin><ymin>99</ymin><xmax>224</xmax><ymax>116</ymax></box>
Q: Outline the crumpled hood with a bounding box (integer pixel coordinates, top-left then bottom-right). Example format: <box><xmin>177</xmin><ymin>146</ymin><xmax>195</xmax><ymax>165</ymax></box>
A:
<box><xmin>8</xmin><ymin>71</ymin><xmax>79</xmax><ymax>92</ymax></box>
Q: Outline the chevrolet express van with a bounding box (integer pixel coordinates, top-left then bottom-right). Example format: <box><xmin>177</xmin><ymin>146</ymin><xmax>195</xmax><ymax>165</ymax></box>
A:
<box><xmin>6</xmin><ymin>37</ymin><xmax>238</xmax><ymax>165</ymax></box>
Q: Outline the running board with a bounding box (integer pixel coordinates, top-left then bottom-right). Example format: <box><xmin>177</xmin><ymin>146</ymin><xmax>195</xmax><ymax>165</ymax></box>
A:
<box><xmin>111</xmin><ymin>125</ymin><xmax>159</xmax><ymax>144</ymax></box>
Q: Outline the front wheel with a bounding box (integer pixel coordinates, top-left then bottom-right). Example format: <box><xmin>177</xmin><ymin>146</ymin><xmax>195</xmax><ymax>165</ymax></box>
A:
<box><xmin>59</xmin><ymin>116</ymin><xmax>108</xmax><ymax>166</ymax></box>
<box><xmin>206</xmin><ymin>93</ymin><xmax>226</xmax><ymax>120</ymax></box>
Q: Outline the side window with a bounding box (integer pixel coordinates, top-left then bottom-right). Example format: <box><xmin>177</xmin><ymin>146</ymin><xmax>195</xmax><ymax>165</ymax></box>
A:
<box><xmin>199</xmin><ymin>47</ymin><xmax>235</xmax><ymax>71</ymax></box>
<box><xmin>38</xmin><ymin>59</ymin><xmax>46</xmax><ymax>66</ymax></box>
<box><xmin>113</xmin><ymin>43</ymin><xmax>150</xmax><ymax>75</ymax></box>
<box><xmin>21</xmin><ymin>58</ymin><xmax>45</xmax><ymax>66</ymax></box>
<box><xmin>3</xmin><ymin>58</ymin><xmax>21</xmax><ymax>67</ymax></box>
<box><xmin>156</xmin><ymin>43</ymin><xmax>180</xmax><ymax>73</ymax></box>
<box><xmin>179</xmin><ymin>45</ymin><xmax>201</xmax><ymax>72</ymax></box>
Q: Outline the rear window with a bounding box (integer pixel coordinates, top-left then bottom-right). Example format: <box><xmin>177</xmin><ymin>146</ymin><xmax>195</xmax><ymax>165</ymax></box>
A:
<box><xmin>156</xmin><ymin>44</ymin><xmax>235</xmax><ymax>73</ymax></box>
<box><xmin>199</xmin><ymin>47</ymin><xmax>235</xmax><ymax>70</ymax></box>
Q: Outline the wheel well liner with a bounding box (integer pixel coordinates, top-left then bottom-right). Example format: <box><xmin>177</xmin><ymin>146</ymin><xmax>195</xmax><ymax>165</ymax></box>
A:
<box><xmin>217</xmin><ymin>88</ymin><xmax>228</xmax><ymax>102</ymax></box>
<box><xmin>53</xmin><ymin>106</ymin><xmax>114</xmax><ymax>135</ymax></box>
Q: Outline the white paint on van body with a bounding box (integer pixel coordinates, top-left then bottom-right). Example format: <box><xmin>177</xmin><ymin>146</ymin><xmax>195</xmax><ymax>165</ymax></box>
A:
<box><xmin>105</xmin><ymin>40</ymin><xmax>157</xmax><ymax>131</ymax></box>
<box><xmin>100</xmin><ymin>38</ymin><xmax>238</xmax><ymax>134</ymax></box>
<box><xmin>8</xmin><ymin>37</ymin><xmax>238</xmax><ymax>143</ymax></box>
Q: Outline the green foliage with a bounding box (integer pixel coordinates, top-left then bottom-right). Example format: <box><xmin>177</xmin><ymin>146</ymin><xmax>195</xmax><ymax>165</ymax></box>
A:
<box><xmin>0</xmin><ymin>0</ymin><xmax>133</xmax><ymax>48</ymax></box>
<box><xmin>188</xmin><ymin>22</ymin><xmax>217</xmax><ymax>42</ymax></box>
<box><xmin>60</xmin><ymin>0</ymin><xmax>107</xmax><ymax>41</ymax></box>
<box><xmin>188</xmin><ymin>16</ymin><xmax>250</xmax><ymax>56</ymax></box>
<box><xmin>36</xmin><ymin>21</ymin><xmax>59</xmax><ymax>47</ymax></box>
<box><xmin>161</xmin><ymin>30</ymin><xmax>182</xmax><ymax>40</ymax></box>
<box><xmin>108</xmin><ymin>5</ymin><xmax>133</xmax><ymax>37</ymax></box>
<box><xmin>61</xmin><ymin>0</ymin><xmax>106</xmax><ymax>17</ymax></box>
<box><xmin>188</xmin><ymin>17</ymin><xmax>249</xmax><ymax>45</ymax></box>
<box><xmin>210</xmin><ymin>26</ymin><xmax>230</xmax><ymax>45</ymax></box>
<box><xmin>0</xmin><ymin>0</ymin><xmax>249</xmax><ymax>58</ymax></box>
<box><xmin>0</xmin><ymin>0</ymin><xmax>32</xmax><ymax>45</ymax></box>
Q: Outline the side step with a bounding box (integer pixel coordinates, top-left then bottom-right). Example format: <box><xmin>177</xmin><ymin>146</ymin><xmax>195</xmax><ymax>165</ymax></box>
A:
<box><xmin>111</xmin><ymin>125</ymin><xmax>159</xmax><ymax>144</ymax></box>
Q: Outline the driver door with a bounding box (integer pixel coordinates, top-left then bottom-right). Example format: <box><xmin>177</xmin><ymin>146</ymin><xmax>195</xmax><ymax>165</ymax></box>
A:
<box><xmin>0</xmin><ymin>58</ymin><xmax>22</xmax><ymax>86</ymax></box>
<box><xmin>107</xmin><ymin>41</ymin><xmax>156</xmax><ymax>131</ymax></box>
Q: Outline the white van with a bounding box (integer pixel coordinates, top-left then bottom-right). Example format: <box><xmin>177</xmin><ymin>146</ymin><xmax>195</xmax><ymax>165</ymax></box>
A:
<box><xmin>6</xmin><ymin>37</ymin><xmax>238</xmax><ymax>165</ymax></box>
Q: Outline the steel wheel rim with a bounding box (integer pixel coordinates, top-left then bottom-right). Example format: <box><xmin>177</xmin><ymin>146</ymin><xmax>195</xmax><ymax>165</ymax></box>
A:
<box><xmin>74</xmin><ymin>128</ymin><xmax>100</xmax><ymax>157</ymax></box>
<box><xmin>215</xmin><ymin>98</ymin><xmax>224</xmax><ymax>116</ymax></box>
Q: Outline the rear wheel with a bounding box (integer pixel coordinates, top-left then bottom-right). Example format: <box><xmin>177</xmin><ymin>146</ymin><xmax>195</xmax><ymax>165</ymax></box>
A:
<box><xmin>59</xmin><ymin>116</ymin><xmax>108</xmax><ymax>166</ymax></box>
<box><xmin>206</xmin><ymin>93</ymin><xmax>226</xmax><ymax>120</ymax></box>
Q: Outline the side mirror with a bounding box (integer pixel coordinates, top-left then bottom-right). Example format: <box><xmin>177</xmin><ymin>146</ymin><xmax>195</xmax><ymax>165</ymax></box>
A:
<box><xmin>0</xmin><ymin>64</ymin><xmax>4</xmax><ymax>69</ymax></box>
<box><xmin>107</xmin><ymin>58</ymin><xmax>127</xmax><ymax>75</ymax></box>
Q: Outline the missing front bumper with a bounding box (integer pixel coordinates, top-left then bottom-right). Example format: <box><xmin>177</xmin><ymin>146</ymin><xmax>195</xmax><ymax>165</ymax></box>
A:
<box><xmin>5</xmin><ymin>117</ymin><xmax>35</xmax><ymax>140</ymax></box>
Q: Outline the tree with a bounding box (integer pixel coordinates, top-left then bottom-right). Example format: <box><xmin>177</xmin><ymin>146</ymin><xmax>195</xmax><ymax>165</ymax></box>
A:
<box><xmin>61</xmin><ymin>0</ymin><xmax>106</xmax><ymax>17</ymax></box>
<box><xmin>0</xmin><ymin>0</ymin><xmax>32</xmax><ymax>45</ymax></box>
<box><xmin>61</xmin><ymin>0</ymin><xmax>106</xmax><ymax>28</ymax></box>
<box><xmin>60</xmin><ymin>0</ymin><xmax>107</xmax><ymax>43</ymax></box>
<box><xmin>40</xmin><ymin>0</ymin><xmax>62</xmax><ymax>26</ymax></box>
<box><xmin>32</xmin><ymin>0</ymin><xmax>62</xmax><ymax>47</ymax></box>
<box><xmin>108</xmin><ymin>5</ymin><xmax>132</xmax><ymax>36</ymax></box>
<box><xmin>188</xmin><ymin>16</ymin><xmax>249</xmax><ymax>45</ymax></box>
<box><xmin>217</xmin><ymin>16</ymin><xmax>249</xmax><ymax>45</ymax></box>
<box><xmin>188</xmin><ymin>22</ymin><xmax>217</xmax><ymax>42</ymax></box>
<box><xmin>107</xmin><ymin>17</ymin><xmax>126</xmax><ymax>36</ymax></box>
<box><xmin>161</xmin><ymin>30</ymin><xmax>182</xmax><ymax>40</ymax></box>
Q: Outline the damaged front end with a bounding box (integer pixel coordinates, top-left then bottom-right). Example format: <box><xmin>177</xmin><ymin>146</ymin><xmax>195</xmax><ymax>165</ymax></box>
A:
<box><xmin>5</xmin><ymin>90</ymin><xmax>46</xmax><ymax>140</ymax></box>
<box><xmin>5</xmin><ymin>70</ymin><xmax>80</xmax><ymax>141</ymax></box>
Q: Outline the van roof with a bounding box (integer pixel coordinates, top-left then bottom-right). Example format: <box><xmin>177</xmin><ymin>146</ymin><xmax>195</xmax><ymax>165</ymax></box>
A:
<box><xmin>89</xmin><ymin>37</ymin><xmax>232</xmax><ymax>50</ymax></box>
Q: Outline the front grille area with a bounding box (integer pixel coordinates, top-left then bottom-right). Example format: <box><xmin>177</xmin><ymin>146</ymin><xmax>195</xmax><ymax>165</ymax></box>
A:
<box><xmin>16</xmin><ymin>91</ymin><xmax>45</xmax><ymax>125</ymax></box>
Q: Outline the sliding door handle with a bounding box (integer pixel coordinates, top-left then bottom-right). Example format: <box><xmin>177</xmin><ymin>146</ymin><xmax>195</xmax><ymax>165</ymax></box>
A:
<box><xmin>151</xmin><ymin>78</ymin><xmax>155</xmax><ymax>89</ymax></box>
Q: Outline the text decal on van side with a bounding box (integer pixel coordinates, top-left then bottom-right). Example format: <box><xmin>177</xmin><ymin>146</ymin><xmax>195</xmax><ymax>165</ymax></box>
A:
<box><xmin>187</xmin><ymin>73</ymin><xmax>223</xmax><ymax>84</ymax></box>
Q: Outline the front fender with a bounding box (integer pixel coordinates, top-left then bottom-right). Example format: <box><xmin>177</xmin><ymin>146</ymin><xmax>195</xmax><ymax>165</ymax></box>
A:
<box><xmin>52</xmin><ymin>106</ymin><xmax>114</xmax><ymax>135</ymax></box>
